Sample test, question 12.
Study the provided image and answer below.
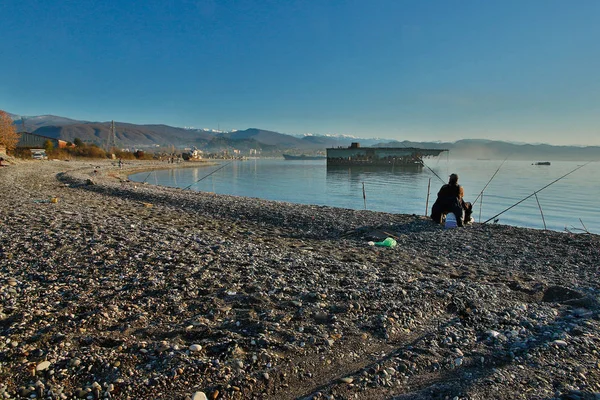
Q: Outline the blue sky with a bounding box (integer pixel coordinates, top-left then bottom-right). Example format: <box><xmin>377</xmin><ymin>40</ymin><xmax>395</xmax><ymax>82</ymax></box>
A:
<box><xmin>1</xmin><ymin>0</ymin><xmax>599</xmax><ymax>145</ymax></box>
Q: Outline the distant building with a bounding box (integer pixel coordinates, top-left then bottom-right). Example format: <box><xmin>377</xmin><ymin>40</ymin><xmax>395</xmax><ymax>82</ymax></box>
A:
<box><xmin>183</xmin><ymin>147</ymin><xmax>203</xmax><ymax>160</ymax></box>
<box><xmin>17</xmin><ymin>132</ymin><xmax>68</xmax><ymax>149</ymax></box>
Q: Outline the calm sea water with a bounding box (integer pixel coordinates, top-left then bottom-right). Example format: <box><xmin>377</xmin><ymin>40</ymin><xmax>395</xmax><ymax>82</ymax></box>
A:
<box><xmin>129</xmin><ymin>159</ymin><xmax>600</xmax><ymax>234</ymax></box>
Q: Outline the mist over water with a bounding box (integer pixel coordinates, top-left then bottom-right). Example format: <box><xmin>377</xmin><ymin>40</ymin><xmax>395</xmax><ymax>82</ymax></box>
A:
<box><xmin>129</xmin><ymin>159</ymin><xmax>600</xmax><ymax>234</ymax></box>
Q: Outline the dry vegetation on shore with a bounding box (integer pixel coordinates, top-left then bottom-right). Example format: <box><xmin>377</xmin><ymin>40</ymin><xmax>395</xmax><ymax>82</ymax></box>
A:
<box><xmin>1</xmin><ymin>160</ymin><xmax>600</xmax><ymax>400</ymax></box>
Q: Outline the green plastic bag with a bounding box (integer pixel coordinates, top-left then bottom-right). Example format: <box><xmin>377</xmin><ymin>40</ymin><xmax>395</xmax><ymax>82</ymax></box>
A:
<box><xmin>374</xmin><ymin>237</ymin><xmax>397</xmax><ymax>247</ymax></box>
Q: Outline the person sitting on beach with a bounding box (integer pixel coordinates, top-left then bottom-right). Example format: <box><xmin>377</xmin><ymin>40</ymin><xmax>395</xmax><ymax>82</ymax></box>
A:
<box><xmin>431</xmin><ymin>173</ymin><xmax>472</xmax><ymax>227</ymax></box>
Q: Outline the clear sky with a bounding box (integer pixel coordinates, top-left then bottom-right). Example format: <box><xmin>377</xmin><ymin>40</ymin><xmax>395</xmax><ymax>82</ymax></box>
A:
<box><xmin>1</xmin><ymin>0</ymin><xmax>599</xmax><ymax>145</ymax></box>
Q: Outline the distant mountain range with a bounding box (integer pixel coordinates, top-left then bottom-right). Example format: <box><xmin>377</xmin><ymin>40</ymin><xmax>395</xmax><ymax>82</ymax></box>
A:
<box><xmin>9</xmin><ymin>113</ymin><xmax>600</xmax><ymax>160</ymax></box>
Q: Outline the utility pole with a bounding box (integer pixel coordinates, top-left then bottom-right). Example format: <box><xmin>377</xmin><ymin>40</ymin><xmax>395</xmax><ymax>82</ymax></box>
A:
<box><xmin>106</xmin><ymin>120</ymin><xmax>116</xmax><ymax>153</ymax></box>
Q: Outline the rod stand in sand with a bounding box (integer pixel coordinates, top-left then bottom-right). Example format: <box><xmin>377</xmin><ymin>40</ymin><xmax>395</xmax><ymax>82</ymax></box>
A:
<box><xmin>534</xmin><ymin>193</ymin><xmax>547</xmax><ymax>230</ymax></box>
<box><xmin>478</xmin><ymin>191</ymin><xmax>483</xmax><ymax>223</ymax></box>
<box><xmin>565</xmin><ymin>219</ymin><xmax>591</xmax><ymax>234</ymax></box>
<box><xmin>362</xmin><ymin>182</ymin><xmax>367</xmax><ymax>210</ymax></box>
<box><xmin>579</xmin><ymin>218</ymin><xmax>589</xmax><ymax>233</ymax></box>
<box><xmin>425</xmin><ymin>178</ymin><xmax>431</xmax><ymax>216</ymax></box>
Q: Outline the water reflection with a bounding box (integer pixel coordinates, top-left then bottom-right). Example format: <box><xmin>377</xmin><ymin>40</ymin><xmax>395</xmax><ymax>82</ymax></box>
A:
<box><xmin>326</xmin><ymin>164</ymin><xmax>425</xmax><ymax>183</ymax></box>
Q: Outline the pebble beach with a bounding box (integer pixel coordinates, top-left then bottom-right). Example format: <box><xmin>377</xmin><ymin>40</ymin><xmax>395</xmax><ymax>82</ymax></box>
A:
<box><xmin>1</xmin><ymin>159</ymin><xmax>600</xmax><ymax>400</ymax></box>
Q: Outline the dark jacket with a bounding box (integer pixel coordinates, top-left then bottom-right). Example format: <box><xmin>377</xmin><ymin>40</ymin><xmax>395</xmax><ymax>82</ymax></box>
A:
<box><xmin>437</xmin><ymin>183</ymin><xmax>464</xmax><ymax>200</ymax></box>
<box><xmin>431</xmin><ymin>183</ymin><xmax>465</xmax><ymax>226</ymax></box>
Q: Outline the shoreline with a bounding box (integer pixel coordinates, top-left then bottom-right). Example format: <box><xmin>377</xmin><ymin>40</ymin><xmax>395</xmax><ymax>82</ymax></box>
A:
<box><xmin>121</xmin><ymin>159</ymin><xmax>599</xmax><ymax>236</ymax></box>
<box><xmin>1</xmin><ymin>160</ymin><xmax>599</xmax><ymax>399</ymax></box>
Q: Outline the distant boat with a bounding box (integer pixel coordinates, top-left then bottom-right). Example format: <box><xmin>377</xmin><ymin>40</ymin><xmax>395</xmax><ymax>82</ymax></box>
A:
<box><xmin>533</xmin><ymin>161</ymin><xmax>551</xmax><ymax>165</ymax></box>
<box><xmin>283</xmin><ymin>154</ymin><xmax>326</xmax><ymax>160</ymax></box>
<box><xmin>326</xmin><ymin>142</ymin><xmax>448</xmax><ymax>166</ymax></box>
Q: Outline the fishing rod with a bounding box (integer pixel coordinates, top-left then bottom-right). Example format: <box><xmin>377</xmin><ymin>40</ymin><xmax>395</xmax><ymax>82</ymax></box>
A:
<box><xmin>420</xmin><ymin>157</ymin><xmax>446</xmax><ymax>184</ymax></box>
<box><xmin>142</xmin><ymin>170</ymin><xmax>154</xmax><ymax>184</ymax></box>
<box><xmin>472</xmin><ymin>156</ymin><xmax>508</xmax><ymax>206</ymax></box>
<box><xmin>400</xmin><ymin>140</ymin><xmax>446</xmax><ymax>183</ymax></box>
<box><xmin>482</xmin><ymin>161</ymin><xmax>593</xmax><ymax>224</ymax></box>
<box><xmin>183</xmin><ymin>161</ymin><xmax>233</xmax><ymax>190</ymax></box>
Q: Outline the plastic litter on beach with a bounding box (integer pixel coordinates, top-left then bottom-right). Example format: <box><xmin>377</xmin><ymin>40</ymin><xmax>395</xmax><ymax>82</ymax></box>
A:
<box><xmin>370</xmin><ymin>237</ymin><xmax>397</xmax><ymax>247</ymax></box>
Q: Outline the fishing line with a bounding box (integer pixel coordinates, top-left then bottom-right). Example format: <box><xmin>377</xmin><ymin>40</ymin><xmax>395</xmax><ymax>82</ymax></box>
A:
<box><xmin>482</xmin><ymin>161</ymin><xmax>593</xmax><ymax>224</ymax></box>
<box><xmin>421</xmin><ymin>158</ymin><xmax>446</xmax><ymax>184</ymax></box>
<box><xmin>472</xmin><ymin>156</ymin><xmax>509</xmax><ymax>206</ymax></box>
